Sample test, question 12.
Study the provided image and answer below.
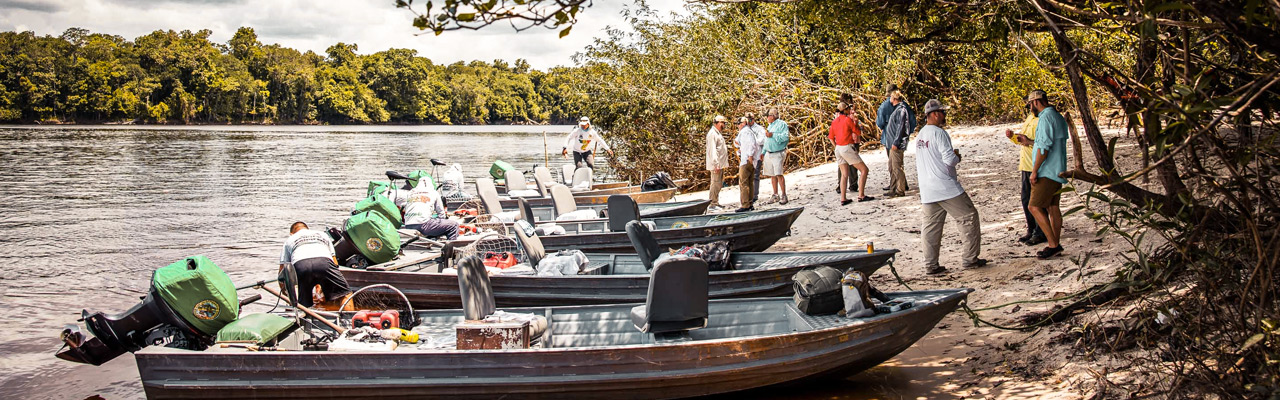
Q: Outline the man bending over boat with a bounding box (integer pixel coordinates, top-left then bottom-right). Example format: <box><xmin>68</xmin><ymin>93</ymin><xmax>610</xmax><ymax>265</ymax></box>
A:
<box><xmin>280</xmin><ymin>221</ymin><xmax>351</xmax><ymax>309</ymax></box>
<box><xmin>562</xmin><ymin>116</ymin><xmax>613</xmax><ymax>169</ymax></box>
<box><xmin>401</xmin><ymin>181</ymin><xmax>460</xmax><ymax>240</ymax></box>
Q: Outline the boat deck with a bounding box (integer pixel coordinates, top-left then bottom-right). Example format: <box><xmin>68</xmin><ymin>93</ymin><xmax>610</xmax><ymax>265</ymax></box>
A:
<box><xmin>253</xmin><ymin>290</ymin><xmax>957</xmax><ymax>353</ymax></box>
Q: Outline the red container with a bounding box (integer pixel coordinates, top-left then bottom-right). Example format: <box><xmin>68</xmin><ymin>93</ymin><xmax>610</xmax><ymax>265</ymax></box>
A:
<box><xmin>352</xmin><ymin>310</ymin><xmax>400</xmax><ymax>330</ymax></box>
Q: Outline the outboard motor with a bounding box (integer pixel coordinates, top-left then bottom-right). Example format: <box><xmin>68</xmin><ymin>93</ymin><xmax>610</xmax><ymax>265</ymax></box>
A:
<box><xmin>56</xmin><ymin>255</ymin><xmax>240</xmax><ymax>365</ymax></box>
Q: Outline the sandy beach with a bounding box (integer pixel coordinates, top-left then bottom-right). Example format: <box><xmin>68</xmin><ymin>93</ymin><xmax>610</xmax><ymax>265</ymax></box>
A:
<box><xmin>679</xmin><ymin>122</ymin><xmax>1138</xmax><ymax>399</ymax></box>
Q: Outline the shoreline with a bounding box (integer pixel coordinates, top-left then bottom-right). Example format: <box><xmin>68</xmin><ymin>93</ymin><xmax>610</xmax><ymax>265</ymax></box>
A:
<box><xmin>677</xmin><ymin>122</ymin><xmax>1136</xmax><ymax>399</ymax></box>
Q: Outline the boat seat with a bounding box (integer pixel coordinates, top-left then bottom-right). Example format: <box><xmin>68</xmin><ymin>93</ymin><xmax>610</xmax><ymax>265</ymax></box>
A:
<box><xmin>571</xmin><ymin>167</ymin><xmax>593</xmax><ymax>190</ymax></box>
<box><xmin>456</xmin><ymin>255</ymin><xmax>547</xmax><ymax>339</ymax></box>
<box><xmin>561</xmin><ymin>164</ymin><xmax>575</xmax><ymax>185</ymax></box>
<box><xmin>518</xmin><ymin>197</ymin><xmax>537</xmax><ymax>225</ymax></box>
<box><xmin>505</xmin><ymin>170</ymin><xmax>541</xmax><ymax>198</ymax></box>
<box><xmin>625</xmin><ymin>220</ymin><xmax>664</xmax><ymax>271</ymax></box>
<box><xmin>607</xmin><ymin>195</ymin><xmax>640</xmax><ymax>232</ymax></box>
<box><xmin>533</xmin><ymin>166</ymin><xmax>555</xmax><ymax>197</ymax></box>
<box><xmin>630</xmin><ymin>256</ymin><xmax>709</xmax><ymax>334</ymax></box>
<box><xmin>476</xmin><ymin>178</ymin><xmax>519</xmax><ymax>222</ymax></box>
<box><xmin>549</xmin><ymin>184</ymin><xmax>599</xmax><ymax>221</ymax></box>
<box><xmin>512</xmin><ymin>220</ymin><xmax>546</xmax><ymax>266</ymax></box>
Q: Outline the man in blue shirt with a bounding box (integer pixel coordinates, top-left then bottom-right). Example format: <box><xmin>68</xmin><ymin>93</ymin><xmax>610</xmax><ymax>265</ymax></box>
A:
<box><xmin>763</xmin><ymin>108</ymin><xmax>790</xmax><ymax>204</ymax></box>
<box><xmin>877</xmin><ymin>84</ymin><xmax>916</xmax><ymax>192</ymax></box>
<box><xmin>1027</xmin><ymin>89</ymin><xmax>1069</xmax><ymax>259</ymax></box>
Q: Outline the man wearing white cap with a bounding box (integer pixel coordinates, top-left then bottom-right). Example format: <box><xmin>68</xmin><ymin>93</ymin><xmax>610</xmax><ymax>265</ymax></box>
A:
<box><xmin>562</xmin><ymin>116</ymin><xmax>613</xmax><ymax>169</ymax></box>
<box><xmin>734</xmin><ymin>116</ymin><xmax>761</xmax><ymax>212</ymax></box>
<box><xmin>706</xmin><ymin>115</ymin><xmax>730</xmax><ymax>208</ymax></box>
<box><xmin>914</xmin><ymin>99</ymin><xmax>986</xmax><ymax>275</ymax></box>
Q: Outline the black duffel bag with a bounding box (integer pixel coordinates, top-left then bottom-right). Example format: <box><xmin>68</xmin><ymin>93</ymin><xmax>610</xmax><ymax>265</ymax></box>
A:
<box><xmin>641</xmin><ymin>172</ymin><xmax>677</xmax><ymax>192</ymax></box>
<box><xmin>792</xmin><ymin>266</ymin><xmax>844</xmax><ymax>315</ymax></box>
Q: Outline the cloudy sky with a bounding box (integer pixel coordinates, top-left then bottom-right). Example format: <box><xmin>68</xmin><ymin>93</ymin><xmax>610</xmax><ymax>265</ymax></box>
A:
<box><xmin>0</xmin><ymin>0</ymin><xmax>688</xmax><ymax>69</ymax></box>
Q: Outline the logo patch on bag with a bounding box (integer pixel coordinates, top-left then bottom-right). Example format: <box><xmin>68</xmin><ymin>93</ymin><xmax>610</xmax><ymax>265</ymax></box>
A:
<box><xmin>366</xmin><ymin>238</ymin><xmax>384</xmax><ymax>252</ymax></box>
<box><xmin>193</xmin><ymin>300</ymin><xmax>219</xmax><ymax>320</ymax></box>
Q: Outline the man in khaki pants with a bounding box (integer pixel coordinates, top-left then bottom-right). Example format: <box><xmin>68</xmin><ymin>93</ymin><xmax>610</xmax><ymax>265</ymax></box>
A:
<box><xmin>734</xmin><ymin>116</ymin><xmax>760</xmax><ymax>212</ymax></box>
<box><xmin>914</xmin><ymin>99</ymin><xmax>987</xmax><ymax>275</ymax></box>
<box><xmin>705</xmin><ymin>115</ymin><xmax>730</xmax><ymax>209</ymax></box>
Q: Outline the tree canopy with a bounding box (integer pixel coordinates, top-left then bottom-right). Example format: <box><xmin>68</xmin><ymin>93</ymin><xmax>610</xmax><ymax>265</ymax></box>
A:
<box><xmin>0</xmin><ymin>27</ymin><xmax>580</xmax><ymax>124</ymax></box>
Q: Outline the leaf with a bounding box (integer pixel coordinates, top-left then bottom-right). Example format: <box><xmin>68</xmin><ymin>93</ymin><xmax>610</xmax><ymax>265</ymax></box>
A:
<box><xmin>1240</xmin><ymin>333</ymin><xmax>1265</xmax><ymax>352</ymax></box>
<box><xmin>559</xmin><ymin>26</ymin><xmax>572</xmax><ymax>38</ymax></box>
<box><xmin>456</xmin><ymin>13</ymin><xmax>475</xmax><ymax>22</ymax></box>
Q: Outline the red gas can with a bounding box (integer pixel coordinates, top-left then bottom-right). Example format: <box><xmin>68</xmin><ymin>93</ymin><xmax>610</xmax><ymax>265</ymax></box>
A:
<box><xmin>352</xmin><ymin>310</ymin><xmax>400</xmax><ymax>330</ymax></box>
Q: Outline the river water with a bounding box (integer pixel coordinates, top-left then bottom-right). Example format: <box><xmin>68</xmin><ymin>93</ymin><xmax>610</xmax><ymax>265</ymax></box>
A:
<box><xmin>0</xmin><ymin>125</ymin><xmax>585</xmax><ymax>399</ymax></box>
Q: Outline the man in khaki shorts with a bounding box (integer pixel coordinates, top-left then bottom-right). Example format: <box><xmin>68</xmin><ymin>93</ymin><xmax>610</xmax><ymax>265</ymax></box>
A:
<box><xmin>1027</xmin><ymin>89</ymin><xmax>1069</xmax><ymax>259</ymax></box>
<box><xmin>828</xmin><ymin>101</ymin><xmax>873</xmax><ymax>204</ymax></box>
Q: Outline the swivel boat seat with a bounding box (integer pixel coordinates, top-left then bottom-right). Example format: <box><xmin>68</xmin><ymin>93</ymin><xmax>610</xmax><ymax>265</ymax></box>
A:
<box><xmin>630</xmin><ymin>255</ymin><xmax>709</xmax><ymax>340</ymax></box>
<box><xmin>532</xmin><ymin>166</ymin><xmax>556</xmax><ymax>198</ymax></box>
<box><xmin>607</xmin><ymin>195</ymin><xmax>641</xmax><ymax>232</ymax></box>
<box><xmin>456</xmin><ymin>254</ymin><xmax>548</xmax><ymax>340</ymax></box>
<box><xmin>624</xmin><ymin>220</ymin><xmax>664</xmax><ymax>271</ymax></box>
<box><xmin>504</xmin><ymin>170</ymin><xmax>543</xmax><ymax>198</ymax></box>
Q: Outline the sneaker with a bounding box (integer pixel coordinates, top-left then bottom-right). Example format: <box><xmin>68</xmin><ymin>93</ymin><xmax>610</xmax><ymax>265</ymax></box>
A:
<box><xmin>963</xmin><ymin>259</ymin><xmax>989</xmax><ymax>269</ymax></box>
<box><xmin>925</xmin><ymin>266</ymin><xmax>948</xmax><ymax>275</ymax></box>
<box><xmin>1036</xmin><ymin>246</ymin><xmax>1064</xmax><ymax>259</ymax></box>
<box><xmin>1017</xmin><ymin>232</ymin><xmax>1034</xmax><ymax>243</ymax></box>
<box><xmin>780</xmin><ymin>195</ymin><xmax>788</xmax><ymax>205</ymax></box>
<box><xmin>734</xmin><ymin>207</ymin><xmax>754</xmax><ymax>213</ymax></box>
<box><xmin>1024</xmin><ymin>234</ymin><xmax>1047</xmax><ymax>246</ymax></box>
<box><xmin>884</xmin><ymin>192</ymin><xmax>904</xmax><ymax>199</ymax></box>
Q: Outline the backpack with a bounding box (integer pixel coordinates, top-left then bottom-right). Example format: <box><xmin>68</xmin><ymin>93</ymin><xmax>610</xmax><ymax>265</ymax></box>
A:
<box><xmin>792</xmin><ymin>266</ymin><xmax>844</xmax><ymax>315</ymax></box>
<box><xmin>839</xmin><ymin>270</ymin><xmax>876</xmax><ymax>318</ymax></box>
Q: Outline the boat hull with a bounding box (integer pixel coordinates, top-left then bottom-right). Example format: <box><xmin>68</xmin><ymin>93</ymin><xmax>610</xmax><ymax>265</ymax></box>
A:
<box><xmin>445</xmin><ymin>187</ymin><xmax>678</xmax><ymax>211</ymax></box>
<box><xmin>524</xmin><ymin>199</ymin><xmax>709</xmax><ymax>223</ymax></box>
<box><xmin>135</xmin><ymin>290</ymin><xmax>969</xmax><ymax>399</ymax></box>
<box><xmin>342</xmin><ymin>250</ymin><xmax>899</xmax><ymax>309</ymax></box>
<box><xmin>438</xmin><ymin>208</ymin><xmax>804</xmax><ymax>254</ymax></box>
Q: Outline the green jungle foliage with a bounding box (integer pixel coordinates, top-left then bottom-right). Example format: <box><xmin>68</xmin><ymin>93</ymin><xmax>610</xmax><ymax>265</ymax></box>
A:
<box><xmin>0</xmin><ymin>27</ymin><xmax>580</xmax><ymax>124</ymax></box>
<box><xmin>566</xmin><ymin>2</ymin><xmax>1122</xmax><ymax>184</ymax></box>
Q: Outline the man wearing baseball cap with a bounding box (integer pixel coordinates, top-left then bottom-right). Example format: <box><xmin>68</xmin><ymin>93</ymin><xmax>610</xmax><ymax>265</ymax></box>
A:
<box><xmin>706</xmin><ymin>115</ymin><xmax>730</xmax><ymax>208</ymax></box>
<box><xmin>1027</xmin><ymin>89</ymin><xmax>1069</xmax><ymax>259</ymax></box>
<box><xmin>562</xmin><ymin>116</ymin><xmax>613</xmax><ymax>169</ymax></box>
<box><xmin>915</xmin><ymin>99</ymin><xmax>986</xmax><ymax>275</ymax></box>
<box><xmin>734</xmin><ymin>115</ymin><xmax>761</xmax><ymax>212</ymax></box>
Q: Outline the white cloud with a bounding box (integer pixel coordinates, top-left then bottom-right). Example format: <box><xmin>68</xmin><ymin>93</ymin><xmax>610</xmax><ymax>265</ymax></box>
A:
<box><xmin>0</xmin><ymin>0</ymin><xmax>689</xmax><ymax>69</ymax></box>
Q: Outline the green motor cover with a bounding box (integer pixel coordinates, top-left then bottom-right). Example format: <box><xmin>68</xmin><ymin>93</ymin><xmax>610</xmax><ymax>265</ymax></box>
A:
<box><xmin>353</xmin><ymin>193</ymin><xmax>403</xmax><ymax>228</ymax></box>
<box><xmin>408</xmin><ymin>170</ymin><xmax>436</xmax><ymax>189</ymax></box>
<box><xmin>215</xmin><ymin>313</ymin><xmax>296</xmax><ymax>344</ymax></box>
<box><xmin>489</xmin><ymin>160</ymin><xmax>516</xmax><ymax>180</ymax></box>
<box><xmin>151</xmin><ymin>255</ymin><xmax>239</xmax><ymax>336</ymax></box>
<box><xmin>345</xmin><ymin>211</ymin><xmax>401</xmax><ymax>264</ymax></box>
<box><xmin>367</xmin><ymin>181</ymin><xmax>391</xmax><ymax>197</ymax></box>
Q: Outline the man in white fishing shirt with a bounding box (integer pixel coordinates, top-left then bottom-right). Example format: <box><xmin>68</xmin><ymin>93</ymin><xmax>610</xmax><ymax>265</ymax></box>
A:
<box><xmin>401</xmin><ymin>182</ymin><xmax>460</xmax><ymax>240</ymax></box>
<box><xmin>562</xmin><ymin>116</ymin><xmax>614</xmax><ymax>169</ymax></box>
<box><xmin>279</xmin><ymin>221</ymin><xmax>350</xmax><ymax>309</ymax></box>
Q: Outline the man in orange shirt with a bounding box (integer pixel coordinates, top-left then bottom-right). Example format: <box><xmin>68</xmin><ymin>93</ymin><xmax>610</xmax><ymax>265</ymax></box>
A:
<box><xmin>829</xmin><ymin>101</ymin><xmax>874</xmax><ymax>204</ymax></box>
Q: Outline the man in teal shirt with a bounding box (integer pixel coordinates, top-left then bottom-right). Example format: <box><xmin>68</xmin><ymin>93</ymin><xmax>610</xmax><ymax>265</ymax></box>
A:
<box><xmin>763</xmin><ymin>108</ymin><xmax>791</xmax><ymax>204</ymax></box>
<box><xmin>1027</xmin><ymin>89</ymin><xmax>1069</xmax><ymax>259</ymax></box>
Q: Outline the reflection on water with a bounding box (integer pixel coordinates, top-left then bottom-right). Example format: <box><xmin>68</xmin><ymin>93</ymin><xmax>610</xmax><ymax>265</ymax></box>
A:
<box><xmin>0</xmin><ymin>125</ymin><xmax>586</xmax><ymax>399</ymax></box>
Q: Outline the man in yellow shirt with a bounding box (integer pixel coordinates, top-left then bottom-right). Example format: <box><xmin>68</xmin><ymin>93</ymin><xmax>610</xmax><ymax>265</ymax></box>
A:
<box><xmin>1004</xmin><ymin>107</ymin><xmax>1046</xmax><ymax>245</ymax></box>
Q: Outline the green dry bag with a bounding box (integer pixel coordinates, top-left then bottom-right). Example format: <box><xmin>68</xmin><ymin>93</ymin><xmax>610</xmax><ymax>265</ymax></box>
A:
<box><xmin>345</xmin><ymin>211</ymin><xmax>401</xmax><ymax>264</ymax></box>
<box><xmin>367</xmin><ymin>181</ymin><xmax>391</xmax><ymax>197</ymax></box>
<box><xmin>151</xmin><ymin>255</ymin><xmax>239</xmax><ymax>336</ymax></box>
<box><xmin>353</xmin><ymin>193</ymin><xmax>403</xmax><ymax>228</ymax></box>
<box><xmin>489</xmin><ymin>160</ymin><xmax>516</xmax><ymax>180</ymax></box>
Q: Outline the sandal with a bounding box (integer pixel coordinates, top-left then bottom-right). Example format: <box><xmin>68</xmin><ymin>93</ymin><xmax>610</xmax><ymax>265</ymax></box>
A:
<box><xmin>857</xmin><ymin>196</ymin><xmax>876</xmax><ymax>202</ymax></box>
<box><xmin>841</xmin><ymin>199</ymin><xmax>853</xmax><ymax>206</ymax></box>
<box><xmin>1036</xmin><ymin>246</ymin><xmax>1064</xmax><ymax>259</ymax></box>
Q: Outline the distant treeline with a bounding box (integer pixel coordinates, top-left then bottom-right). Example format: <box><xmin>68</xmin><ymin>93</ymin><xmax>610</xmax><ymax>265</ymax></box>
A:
<box><xmin>0</xmin><ymin>27</ymin><xmax>586</xmax><ymax>124</ymax></box>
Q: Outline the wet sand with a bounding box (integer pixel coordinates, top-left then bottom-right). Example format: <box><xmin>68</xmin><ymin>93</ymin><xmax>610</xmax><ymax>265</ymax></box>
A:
<box><xmin>681</xmin><ymin>122</ymin><xmax>1137</xmax><ymax>399</ymax></box>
